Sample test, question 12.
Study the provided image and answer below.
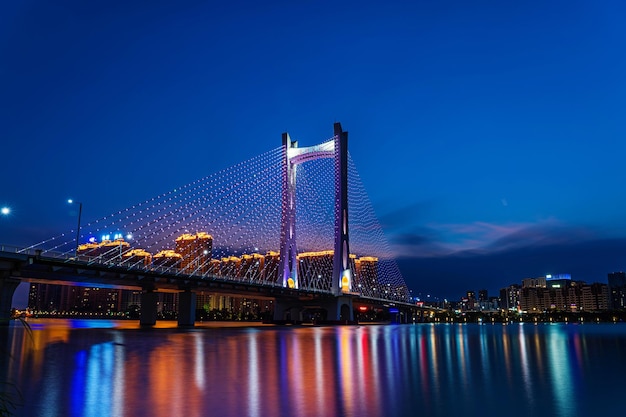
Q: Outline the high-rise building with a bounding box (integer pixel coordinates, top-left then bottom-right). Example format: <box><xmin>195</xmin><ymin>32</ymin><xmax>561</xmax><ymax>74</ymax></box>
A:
<box><xmin>521</xmin><ymin>286</ymin><xmax>549</xmax><ymax>312</ymax></box>
<box><xmin>264</xmin><ymin>251</ymin><xmax>280</xmax><ymax>283</ymax></box>
<box><xmin>297</xmin><ymin>250</ymin><xmax>335</xmax><ymax>291</ymax></box>
<box><xmin>221</xmin><ymin>256</ymin><xmax>242</xmax><ymax>278</ymax></box>
<box><xmin>153</xmin><ymin>250</ymin><xmax>183</xmax><ymax>269</ymax></box>
<box><xmin>296</xmin><ymin>250</ymin><xmax>358</xmax><ymax>292</ymax></box>
<box><xmin>28</xmin><ymin>283</ymin><xmax>122</xmax><ymax>313</ymax></box>
<box><xmin>354</xmin><ymin>256</ymin><xmax>378</xmax><ymax>296</ymax></box>
<box><xmin>99</xmin><ymin>238</ymin><xmax>131</xmax><ymax>263</ymax></box>
<box><xmin>207</xmin><ymin>259</ymin><xmax>221</xmax><ymax>275</ymax></box>
<box><xmin>28</xmin><ymin>283</ymin><xmax>62</xmax><ymax>311</ymax></box>
<box><xmin>175</xmin><ymin>232</ymin><xmax>213</xmax><ymax>274</ymax></box>
<box><xmin>520</xmin><ymin>277</ymin><xmax>549</xmax><ymax>311</ymax></box>
<box><xmin>581</xmin><ymin>283</ymin><xmax>609</xmax><ymax>311</ymax></box>
<box><xmin>608</xmin><ymin>272</ymin><xmax>626</xmax><ymax>287</ymax></box>
<box><xmin>240</xmin><ymin>253</ymin><xmax>265</xmax><ymax>281</ymax></box>
<box><xmin>608</xmin><ymin>272</ymin><xmax>626</xmax><ymax>310</ymax></box>
<box><xmin>518</xmin><ymin>275</ymin><xmax>610</xmax><ymax>313</ymax></box>
<box><xmin>522</xmin><ymin>277</ymin><xmax>547</xmax><ymax>288</ymax></box>
<box><xmin>466</xmin><ymin>290</ymin><xmax>476</xmax><ymax>310</ymax></box>
<box><xmin>77</xmin><ymin>238</ymin><xmax>130</xmax><ymax>263</ymax></box>
<box><xmin>500</xmin><ymin>284</ymin><xmax>520</xmax><ymax>311</ymax></box>
<box><xmin>122</xmin><ymin>249</ymin><xmax>152</xmax><ymax>268</ymax></box>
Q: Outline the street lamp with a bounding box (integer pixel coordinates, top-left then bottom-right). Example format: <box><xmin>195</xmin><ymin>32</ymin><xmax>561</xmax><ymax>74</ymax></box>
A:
<box><xmin>68</xmin><ymin>199</ymin><xmax>82</xmax><ymax>258</ymax></box>
<box><xmin>1</xmin><ymin>207</ymin><xmax>9</xmax><ymax>216</ymax></box>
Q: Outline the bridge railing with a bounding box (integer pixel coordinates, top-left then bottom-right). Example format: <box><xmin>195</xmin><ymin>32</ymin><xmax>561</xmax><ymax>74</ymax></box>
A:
<box><xmin>0</xmin><ymin>245</ymin><xmax>69</xmax><ymax>258</ymax></box>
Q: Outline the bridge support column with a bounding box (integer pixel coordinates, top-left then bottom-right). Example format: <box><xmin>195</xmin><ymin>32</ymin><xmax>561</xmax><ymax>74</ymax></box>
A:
<box><xmin>332</xmin><ymin>122</ymin><xmax>351</xmax><ymax>296</ymax></box>
<box><xmin>177</xmin><ymin>290</ymin><xmax>196</xmax><ymax>327</ymax></box>
<box><xmin>279</xmin><ymin>133</ymin><xmax>299</xmax><ymax>289</ymax></box>
<box><xmin>272</xmin><ymin>299</ymin><xmax>302</xmax><ymax>323</ymax></box>
<box><xmin>0</xmin><ymin>277</ymin><xmax>20</xmax><ymax>326</ymax></box>
<box><xmin>322</xmin><ymin>296</ymin><xmax>354</xmax><ymax>323</ymax></box>
<box><xmin>140</xmin><ymin>290</ymin><xmax>158</xmax><ymax>326</ymax></box>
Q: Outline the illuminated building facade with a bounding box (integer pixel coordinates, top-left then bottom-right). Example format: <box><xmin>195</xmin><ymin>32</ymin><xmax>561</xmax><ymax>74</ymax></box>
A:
<box><xmin>264</xmin><ymin>251</ymin><xmax>280</xmax><ymax>283</ymax></box>
<box><xmin>220</xmin><ymin>256</ymin><xmax>241</xmax><ymax>278</ymax></box>
<box><xmin>296</xmin><ymin>250</ymin><xmax>357</xmax><ymax>292</ymax></box>
<box><xmin>581</xmin><ymin>283</ymin><xmax>609</xmax><ymax>311</ymax></box>
<box><xmin>77</xmin><ymin>238</ymin><xmax>131</xmax><ymax>263</ymax></box>
<box><xmin>28</xmin><ymin>283</ymin><xmax>62</xmax><ymax>312</ymax></box>
<box><xmin>175</xmin><ymin>232</ymin><xmax>213</xmax><ymax>274</ymax></box>
<box><xmin>100</xmin><ymin>239</ymin><xmax>131</xmax><ymax>262</ymax></box>
<box><xmin>500</xmin><ymin>284</ymin><xmax>521</xmax><ymax>311</ymax></box>
<box><xmin>297</xmin><ymin>251</ymin><xmax>335</xmax><ymax>291</ymax></box>
<box><xmin>207</xmin><ymin>259</ymin><xmax>221</xmax><ymax>275</ymax></box>
<box><xmin>354</xmin><ymin>256</ymin><xmax>378</xmax><ymax>296</ymax></box>
<box><xmin>519</xmin><ymin>274</ymin><xmax>610</xmax><ymax>312</ymax></box>
<box><xmin>153</xmin><ymin>250</ymin><xmax>183</xmax><ymax>269</ymax></box>
<box><xmin>28</xmin><ymin>283</ymin><xmax>122</xmax><ymax>313</ymax></box>
<box><xmin>465</xmin><ymin>290</ymin><xmax>476</xmax><ymax>311</ymax></box>
<box><xmin>122</xmin><ymin>249</ymin><xmax>152</xmax><ymax>267</ymax></box>
<box><xmin>240</xmin><ymin>253</ymin><xmax>265</xmax><ymax>281</ymax></box>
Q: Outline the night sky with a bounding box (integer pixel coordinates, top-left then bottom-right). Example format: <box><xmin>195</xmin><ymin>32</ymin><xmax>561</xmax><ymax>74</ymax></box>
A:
<box><xmin>2</xmin><ymin>1</ymin><xmax>626</xmax><ymax>306</ymax></box>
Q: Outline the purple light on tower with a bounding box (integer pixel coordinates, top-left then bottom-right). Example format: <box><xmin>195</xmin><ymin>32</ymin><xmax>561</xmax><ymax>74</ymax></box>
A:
<box><xmin>278</xmin><ymin>123</ymin><xmax>351</xmax><ymax>300</ymax></box>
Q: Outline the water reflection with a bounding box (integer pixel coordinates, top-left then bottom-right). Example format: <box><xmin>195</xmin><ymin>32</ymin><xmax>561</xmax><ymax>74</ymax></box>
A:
<box><xmin>4</xmin><ymin>320</ymin><xmax>626</xmax><ymax>417</ymax></box>
<box><xmin>547</xmin><ymin>329</ymin><xmax>575</xmax><ymax>417</ymax></box>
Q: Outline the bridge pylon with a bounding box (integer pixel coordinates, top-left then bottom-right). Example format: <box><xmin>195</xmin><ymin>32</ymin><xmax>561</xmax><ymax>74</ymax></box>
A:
<box><xmin>276</xmin><ymin>122</ymin><xmax>354</xmax><ymax>322</ymax></box>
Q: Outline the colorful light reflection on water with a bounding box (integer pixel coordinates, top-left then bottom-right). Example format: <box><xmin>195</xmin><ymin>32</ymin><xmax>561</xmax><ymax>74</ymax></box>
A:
<box><xmin>2</xmin><ymin>320</ymin><xmax>626</xmax><ymax>417</ymax></box>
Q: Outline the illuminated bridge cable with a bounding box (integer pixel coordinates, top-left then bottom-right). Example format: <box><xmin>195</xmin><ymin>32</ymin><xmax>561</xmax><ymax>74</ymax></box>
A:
<box><xmin>25</xmin><ymin>143</ymin><xmax>409</xmax><ymax>301</ymax></box>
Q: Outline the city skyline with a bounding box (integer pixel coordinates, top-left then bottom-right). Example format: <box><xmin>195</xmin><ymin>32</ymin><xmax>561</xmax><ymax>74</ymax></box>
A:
<box><xmin>2</xmin><ymin>1</ymin><xmax>626</xmax><ymax>302</ymax></box>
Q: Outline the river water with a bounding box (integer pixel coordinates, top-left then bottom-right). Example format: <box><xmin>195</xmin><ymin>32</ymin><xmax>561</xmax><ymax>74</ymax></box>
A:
<box><xmin>2</xmin><ymin>319</ymin><xmax>625</xmax><ymax>417</ymax></box>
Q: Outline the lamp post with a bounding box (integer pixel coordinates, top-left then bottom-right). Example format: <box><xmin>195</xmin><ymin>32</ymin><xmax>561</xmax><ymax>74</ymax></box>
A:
<box><xmin>68</xmin><ymin>199</ymin><xmax>82</xmax><ymax>258</ymax></box>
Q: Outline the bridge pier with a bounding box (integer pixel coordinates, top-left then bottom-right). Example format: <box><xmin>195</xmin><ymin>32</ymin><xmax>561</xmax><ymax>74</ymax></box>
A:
<box><xmin>140</xmin><ymin>290</ymin><xmax>158</xmax><ymax>326</ymax></box>
<box><xmin>272</xmin><ymin>299</ymin><xmax>303</xmax><ymax>323</ymax></box>
<box><xmin>0</xmin><ymin>277</ymin><xmax>20</xmax><ymax>325</ymax></box>
<box><xmin>272</xmin><ymin>296</ymin><xmax>355</xmax><ymax>324</ymax></box>
<box><xmin>321</xmin><ymin>296</ymin><xmax>354</xmax><ymax>323</ymax></box>
<box><xmin>177</xmin><ymin>290</ymin><xmax>196</xmax><ymax>327</ymax></box>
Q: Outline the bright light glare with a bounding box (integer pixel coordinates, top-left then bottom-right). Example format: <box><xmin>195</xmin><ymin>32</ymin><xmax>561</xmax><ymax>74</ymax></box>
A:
<box><xmin>67</xmin><ymin>199</ymin><xmax>73</xmax><ymax>204</ymax></box>
<box><xmin>126</xmin><ymin>234</ymin><xmax>133</xmax><ymax>240</ymax></box>
<box><xmin>1</xmin><ymin>207</ymin><xmax>10</xmax><ymax>215</ymax></box>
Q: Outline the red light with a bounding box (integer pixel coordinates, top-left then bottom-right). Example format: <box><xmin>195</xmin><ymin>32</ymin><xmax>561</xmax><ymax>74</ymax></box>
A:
<box><xmin>358</xmin><ymin>306</ymin><xmax>368</xmax><ymax>311</ymax></box>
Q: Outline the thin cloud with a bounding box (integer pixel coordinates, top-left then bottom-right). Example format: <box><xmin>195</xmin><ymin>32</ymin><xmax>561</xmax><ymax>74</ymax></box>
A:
<box><xmin>390</xmin><ymin>219</ymin><xmax>601</xmax><ymax>258</ymax></box>
<box><xmin>376</xmin><ymin>201</ymin><xmax>435</xmax><ymax>232</ymax></box>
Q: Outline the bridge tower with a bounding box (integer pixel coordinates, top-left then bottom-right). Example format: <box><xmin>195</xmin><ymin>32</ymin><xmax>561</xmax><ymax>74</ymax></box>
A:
<box><xmin>277</xmin><ymin>123</ymin><xmax>353</xmax><ymax>321</ymax></box>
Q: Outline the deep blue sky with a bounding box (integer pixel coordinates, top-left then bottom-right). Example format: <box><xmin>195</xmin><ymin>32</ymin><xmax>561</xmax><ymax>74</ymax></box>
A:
<box><xmin>2</xmin><ymin>0</ymin><xmax>626</xmax><ymax>304</ymax></box>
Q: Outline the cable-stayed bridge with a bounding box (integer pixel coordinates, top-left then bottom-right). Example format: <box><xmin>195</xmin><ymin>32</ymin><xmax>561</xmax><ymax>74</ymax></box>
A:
<box><xmin>0</xmin><ymin>123</ymin><xmax>417</xmax><ymax>325</ymax></box>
